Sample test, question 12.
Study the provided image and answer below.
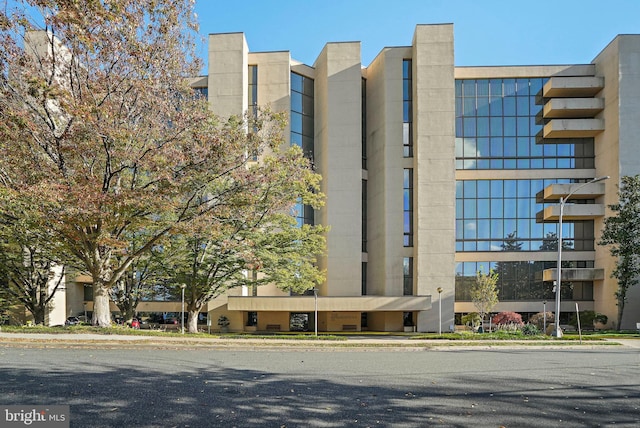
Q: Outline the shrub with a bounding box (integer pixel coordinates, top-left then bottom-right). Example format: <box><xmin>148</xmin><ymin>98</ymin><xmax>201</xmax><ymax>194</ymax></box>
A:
<box><xmin>494</xmin><ymin>323</ymin><xmax>520</xmax><ymax>333</ymax></box>
<box><xmin>521</xmin><ymin>323</ymin><xmax>540</xmax><ymax>336</ymax></box>
<box><xmin>491</xmin><ymin>311</ymin><xmax>523</xmax><ymax>326</ymax></box>
<box><xmin>529</xmin><ymin>312</ymin><xmax>554</xmax><ymax>331</ymax></box>
<box><xmin>568</xmin><ymin>311</ymin><xmax>608</xmax><ymax>329</ymax></box>
<box><xmin>461</xmin><ymin>312</ymin><xmax>481</xmax><ymax>328</ymax></box>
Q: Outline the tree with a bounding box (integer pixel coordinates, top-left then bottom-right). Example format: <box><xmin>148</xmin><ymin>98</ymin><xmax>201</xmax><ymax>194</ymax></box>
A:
<box><xmin>461</xmin><ymin>312</ymin><xmax>481</xmax><ymax>329</ymax></box>
<box><xmin>599</xmin><ymin>175</ymin><xmax>640</xmax><ymax>330</ymax></box>
<box><xmin>109</xmin><ymin>238</ymin><xmax>169</xmax><ymax>325</ymax></box>
<box><xmin>0</xmin><ymin>211</ymin><xmax>66</xmax><ymax>325</ymax></box>
<box><xmin>471</xmin><ymin>270</ymin><xmax>499</xmax><ymax>328</ymax></box>
<box><xmin>166</xmin><ymin>144</ymin><xmax>326</xmax><ymax>333</ymax></box>
<box><xmin>529</xmin><ymin>311</ymin><xmax>554</xmax><ymax>333</ymax></box>
<box><xmin>1</xmin><ymin>1</ymin><xmax>294</xmax><ymax>326</ymax></box>
<box><xmin>491</xmin><ymin>311</ymin><xmax>523</xmax><ymax>326</ymax></box>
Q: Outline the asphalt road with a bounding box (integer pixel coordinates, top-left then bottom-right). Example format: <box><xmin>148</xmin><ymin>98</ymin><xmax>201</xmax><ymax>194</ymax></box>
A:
<box><xmin>0</xmin><ymin>344</ymin><xmax>639</xmax><ymax>427</ymax></box>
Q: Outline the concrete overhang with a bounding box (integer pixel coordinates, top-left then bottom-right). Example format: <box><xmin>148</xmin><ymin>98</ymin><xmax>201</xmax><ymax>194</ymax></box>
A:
<box><xmin>536</xmin><ymin>204</ymin><xmax>605</xmax><ymax>222</ymax></box>
<box><xmin>543</xmin><ymin>98</ymin><xmax>604</xmax><ymax>118</ymax></box>
<box><xmin>228</xmin><ymin>295</ymin><xmax>432</xmax><ymax>312</ymax></box>
<box><xmin>542</xmin><ymin>76</ymin><xmax>604</xmax><ymax>98</ymax></box>
<box><xmin>539</xmin><ymin>183</ymin><xmax>606</xmax><ymax>202</ymax></box>
<box><xmin>543</xmin><ymin>119</ymin><xmax>604</xmax><ymax>138</ymax></box>
<box><xmin>541</xmin><ymin>268</ymin><xmax>605</xmax><ymax>282</ymax></box>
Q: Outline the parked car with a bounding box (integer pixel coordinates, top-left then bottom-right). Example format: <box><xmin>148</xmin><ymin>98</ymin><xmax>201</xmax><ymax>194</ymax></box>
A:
<box><xmin>65</xmin><ymin>317</ymin><xmax>80</xmax><ymax>326</ymax></box>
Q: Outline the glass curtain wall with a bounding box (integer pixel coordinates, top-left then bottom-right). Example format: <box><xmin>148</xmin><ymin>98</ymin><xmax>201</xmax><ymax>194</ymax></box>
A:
<box><xmin>455</xmin><ymin>78</ymin><xmax>596</xmax><ymax>303</ymax></box>
<box><xmin>291</xmin><ymin>72</ymin><xmax>315</xmax><ymax>227</ymax></box>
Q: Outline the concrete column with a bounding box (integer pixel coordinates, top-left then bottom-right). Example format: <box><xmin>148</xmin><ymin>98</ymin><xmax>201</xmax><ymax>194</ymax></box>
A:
<box><xmin>412</xmin><ymin>24</ymin><xmax>456</xmax><ymax>332</ymax></box>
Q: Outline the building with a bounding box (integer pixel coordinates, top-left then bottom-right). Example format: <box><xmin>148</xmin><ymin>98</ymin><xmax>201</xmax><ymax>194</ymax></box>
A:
<box><xmin>191</xmin><ymin>24</ymin><xmax>640</xmax><ymax>333</ymax></box>
<box><xmin>27</xmin><ymin>24</ymin><xmax>640</xmax><ymax>332</ymax></box>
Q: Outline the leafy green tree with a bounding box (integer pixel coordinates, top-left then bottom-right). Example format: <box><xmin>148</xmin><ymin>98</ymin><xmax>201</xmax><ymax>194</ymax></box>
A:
<box><xmin>461</xmin><ymin>312</ymin><xmax>481</xmax><ymax>329</ymax></box>
<box><xmin>472</xmin><ymin>270</ymin><xmax>499</xmax><ymax>328</ymax></box>
<box><xmin>599</xmin><ymin>175</ymin><xmax>640</xmax><ymax>330</ymax></box>
<box><xmin>1</xmin><ymin>1</ymin><xmax>309</xmax><ymax>327</ymax></box>
<box><xmin>0</xmin><ymin>283</ymin><xmax>13</xmax><ymax>326</ymax></box>
<box><xmin>166</xmin><ymin>144</ymin><xmax>326</xmax><ymax>333</ymax></box>
<box><xmin>0</xmin><ymin>212</ymin><xmax>66</xmax><ymax>325</ymax></box>
<box><xmin>109</xmin><ymin>237</ymin><xmax>170</xmax><ymax>325</ymax></box>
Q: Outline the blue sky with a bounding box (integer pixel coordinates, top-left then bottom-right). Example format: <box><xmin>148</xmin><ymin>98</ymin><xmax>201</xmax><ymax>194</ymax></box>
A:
<box><xmin>194</xmin><ymin>0</ymin><xmax>640</xmax><ymax>67</ymax></box>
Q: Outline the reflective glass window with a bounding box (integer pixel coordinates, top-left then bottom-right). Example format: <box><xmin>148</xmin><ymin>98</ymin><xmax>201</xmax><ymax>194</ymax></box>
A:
<box><xmin>403</xmin><ymin>59</ymin><xmax>413</xmax><ymax>157</ymax></box>
<box><xmin>291</xmin><ymin>72</ymin><xmax>314</xmax><ymax>226</ymax></box>
<box><xmin>403</xmin><ymin>168</ymin><xmax>413</xmax><ymax>246</ymax></box>
<box><xmin>455</xmin><ymin>77</ymin><xmax>594</xmax><ymax>170</ymax></box>
<box><xmin>456</xmin><ymin>179</ymin><xmax>596</xmax><ymax>253</ymax></box>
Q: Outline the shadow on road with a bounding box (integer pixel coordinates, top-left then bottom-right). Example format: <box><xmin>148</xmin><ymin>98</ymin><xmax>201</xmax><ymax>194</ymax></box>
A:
<box><xmin>0</xmin><ymin>348</ymin><xmax>639</xmax><ymax>427</ymax></box>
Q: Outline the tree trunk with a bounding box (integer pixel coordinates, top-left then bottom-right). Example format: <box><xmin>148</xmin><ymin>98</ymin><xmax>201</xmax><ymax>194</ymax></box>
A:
<box><xmin>617</xmin><ymin>299</ymin><xmax>625</xmax><ymax>331</ymax></box>
<box><xmin>92</xmin><ymin>283</ymin><xmax>112</xmax><ymax>327</ymax></box>
<box><xmin>115</xmin><ymin>300</ymin><xmax>136</xmax><ymax>325</ymax></box>
<box><xmin>32</xmin><ymin>306</ymin><xmax>45</xmax><ymax>326</ymax></box>
<box><xmin>187</xmin><ymin>310</ymin><xmax>199</xmax><ymax>333</ymax></box>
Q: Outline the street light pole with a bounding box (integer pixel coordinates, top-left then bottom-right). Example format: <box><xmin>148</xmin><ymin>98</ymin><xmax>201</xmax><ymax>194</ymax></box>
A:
<box><xmin>313</xmin><ymin>288</ymin><xmax>318</xmax><ymax>337</ymax></box>
<box><xmin>180</xmin><ymin>283</ymin><xmax>186</xmax><ymax>334</ymax></box>
<box><xmin>553</xmin><ymin>176</ymin><xmax>608</xmax><ymax>338</ymax></box>
<box><xmin>437</xmin><ymin>287</ymin><xmax>443</xmax><ymax>335</ymax></box>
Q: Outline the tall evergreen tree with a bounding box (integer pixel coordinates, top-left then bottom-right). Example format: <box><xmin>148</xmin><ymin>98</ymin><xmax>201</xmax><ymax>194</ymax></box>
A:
<box><xmin>599</xmin><ymin>175</ymin><xmax>640</xmax><ymax>330</ymax></box>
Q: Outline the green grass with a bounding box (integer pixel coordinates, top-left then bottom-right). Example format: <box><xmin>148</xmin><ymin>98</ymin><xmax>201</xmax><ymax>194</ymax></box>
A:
<box><xmin>0</xmin><ymin>324</ymin><xmax>346</xmax><ymax>340</ymax></box>
<box><xmin>412</xmin><ymin>330</ymin><xmax>639</xmax><ymax>341</ymax></box>
<box><xmin>1</xmin><ymin>324</ymin><xmax>637</xmax><ymax>342</ymax></box>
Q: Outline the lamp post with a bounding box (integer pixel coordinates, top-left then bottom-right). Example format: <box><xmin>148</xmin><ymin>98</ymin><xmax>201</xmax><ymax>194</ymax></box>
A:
<box><xmin>437</xmin><ymin>287</ymin><xmax>443</xmax><ymax>335</ymax></box>
<box><xmin>543</xmin><ymin>300</ymin><xmax>547</xmax><ymax>333</ymax></box>
<box><xmin>553</xmin><ymin>176</ymin><xmax>608</xmax><ymax>338</ymax></box>
<box><xmin>313</xmin><ymin>288</ymin><xmax>318</xmax><ymax>337</ymax></box>
<box><xmin>180</xmin><ymin>283</ymin><xmax>186</xmax><ymax>334</ymax></box>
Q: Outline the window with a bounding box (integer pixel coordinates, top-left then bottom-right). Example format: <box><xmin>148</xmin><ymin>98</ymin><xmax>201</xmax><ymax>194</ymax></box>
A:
<box><xmin>455</xmin><ymin>261</ymin><xmax>594</xmax><ymax>301</ymax></box>
<box><xmin>456</xmin><ymin>178</ymin><xmax>595</xmax><ymax>252</ymax></box>
<box><xmin>248</xmin><ymin>65</ymin><xmax>257</xmax><ymax>114</ymax></box>
<box><xmin>362</xmin><ymin>78</ymin><xmax>367</xmax><ymax>169</ymax></box>
<box><xmin>291</xmin><ymin>72</ymin><xmax>315</xmax><ymax>226</ymax></box>
<box><xmin>248</xmin><ymin>65</ymin><xmax>258</xmax><ymax>160</ymax></box>
<box><xmin>455</xmin><ymin>78</ymin><xmax>594</xmax><ymax>170</ymax></box>
<box><xmin>403</xmin><ymin>257</ymin><xmax>413</xmax><ymax>295</ymax></box>
<box><xmin>403</xmin><ymin>60</ymin><xmax>413</xmax><ymax>157</ymax></box>
<box><xmin>362</xmin><ymin>180</ymin><xmax>367</xmax><ymax>252</ymax></box>
<box><xmin>362</xmin><ymin>262</ymin><xmax>367</xmax><ymax>295</ymax></box>
<box><xmin>291</xmin><ymin>72</ymin><xmax>314</xmax><ymax>161</ymax></box>
<box><xmin>404</xmin><ymin>169</ymin><xmax>413</xmax><ymax>247</ymax></box>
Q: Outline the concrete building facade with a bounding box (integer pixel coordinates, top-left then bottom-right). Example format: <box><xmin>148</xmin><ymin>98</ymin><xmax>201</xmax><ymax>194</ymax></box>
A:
<box><xmin>194</xmin><ymin>24</ymin><xmax>640</xmax><ymax>332</ymax></box>
<box><xmin>33</xmin><ymin>24</ymin><xmax>640</xmax><ymax>332</ymax></box>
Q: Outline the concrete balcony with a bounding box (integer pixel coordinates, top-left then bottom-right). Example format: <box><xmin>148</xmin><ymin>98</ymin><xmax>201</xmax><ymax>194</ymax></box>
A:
<box><xmin>540</xmin><ymin>182</ymin><xmax>606</xmax><ymax>202</ymax></box>
<box><xmin>537</xmin><ymin>203</ymin><xmax>605</xmax><ymax>222</ymax></box>
<box><xmin>543</xmin><ymin>76</ymin><xmax>604</xmax><ymax>98</ymax></box>
<box><xmin>541</xmin><ymin>268</ymin><xmax>605</xmax><ymax>282</ymax></box>
<box><xmin>543</xmin><ymin>98</ymin><xmax>604</xmax><ymax>118</ymax></box>
<box><xmin>543</xmin><ymin>118</ymin><xmax>604</xmax><ymax>138</ymax></box>
<box><xmin>228</xmin><ymin>295</ymin><xmax>432</xmax><ymax>312</ymax></box>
